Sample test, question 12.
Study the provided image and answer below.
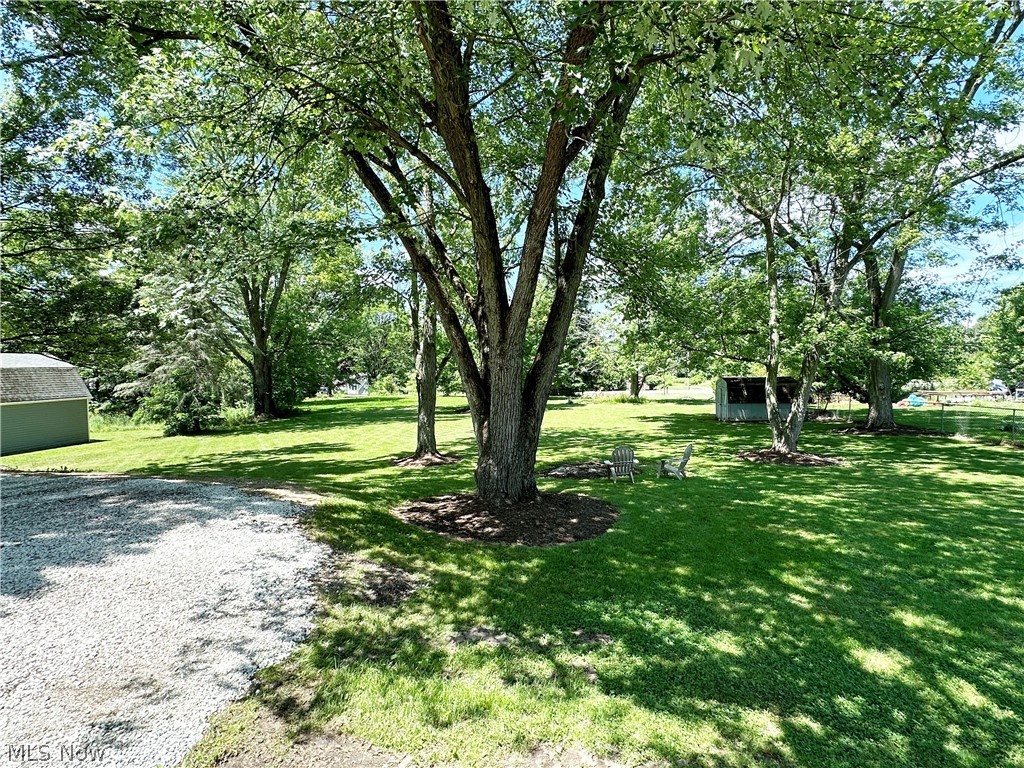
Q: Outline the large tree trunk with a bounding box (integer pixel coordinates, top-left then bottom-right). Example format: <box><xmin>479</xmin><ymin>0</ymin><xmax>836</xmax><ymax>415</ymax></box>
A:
<box><xmin>252</xmin><ymin>346</ymin><xmax>275</xmax><ymax>417</ymax></box>
<box><xmin>412</xmin><ymin>292</ymin><xmax>441</xmax><ymax>459</ymax></box>
<box><xmin>628</xmin><ymin>370</ymin><xmax>641</xmax><ymax>399</ymax></box>
<box><xmin>866</xmin><ymin>356</ymin><xmax>895</xmax><ymax>429</ymax></box>
<box><xmin>473</xmin><ymin>351</ymin><xmax>539</xmax><ymax>503</ymax></box>
<box><xmin>767</xmin><ymin>354</ymin><xmax>819</xmax><ymax>454</ymax></box>
<box><xmin>863</xmin><ymin>309</ymin><xmax>897</xmax><ymax>429</ymax></box>
<box><xmin>862</xmin><ymin>248</ymin><xmax>905</xmax><ymax>430</ymax></box>
<box><xmin>781</xmin><ymin>353</ymin><xmax>819</xmax><ymax>452</ymax></box>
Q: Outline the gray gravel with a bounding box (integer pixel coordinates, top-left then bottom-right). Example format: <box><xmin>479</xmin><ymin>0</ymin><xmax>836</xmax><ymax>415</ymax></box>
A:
<box><xmin>0</xmin><ymin>473</ymin><xmax>327</xmax><ymax>768</ymax></box>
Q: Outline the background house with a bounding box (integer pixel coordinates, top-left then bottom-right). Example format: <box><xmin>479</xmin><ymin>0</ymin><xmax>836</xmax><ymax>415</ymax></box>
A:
<box><xmin>0</xmin><ymin>354</ymin><xmax>91</xmax><ymax>455</ymax></box>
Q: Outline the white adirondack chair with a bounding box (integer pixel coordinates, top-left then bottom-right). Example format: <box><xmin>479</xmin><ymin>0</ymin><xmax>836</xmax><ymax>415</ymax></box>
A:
<box><xmin>658</xmin><ymin>444</ymin><xmax>693</xmax><ymax>480</ymax></box>
<box><xmin>604</xmin><ymin>446</ymin><xmax>639</xmax><ymax>483</ymax></box>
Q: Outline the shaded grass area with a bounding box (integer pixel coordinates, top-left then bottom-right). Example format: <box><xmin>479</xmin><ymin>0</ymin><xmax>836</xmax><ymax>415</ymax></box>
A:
<box><xmin>6</xmin><ymin>395</ymin><xmax>1024</xmax><ymax>767</ymax></box>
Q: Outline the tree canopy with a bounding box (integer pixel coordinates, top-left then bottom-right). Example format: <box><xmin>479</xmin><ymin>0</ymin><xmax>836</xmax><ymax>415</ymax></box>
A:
<box><xmin>2</xmin><ymin>0</ymin><xmax>1022</xmax><ymax>480</ymax></box>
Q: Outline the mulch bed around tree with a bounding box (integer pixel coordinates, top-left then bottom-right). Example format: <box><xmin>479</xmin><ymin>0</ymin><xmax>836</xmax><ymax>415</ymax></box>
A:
<box><xmin>540</xmin><ymin>461</ymin><xmax>648</xmax><ymax>479</ymax></box>
<box><xmin>541</xmin><ymin>461</ymin><xmax>610</xmax><ymax>479</ymax></box>
<box><xmin>738</xmin><ymin>449</ymin><xmax>845</xmax><ymax>466</ymax></box>
<box><xmin>392</xmin><ymin>492</ymin><xmax>619</xmax><ymax>546</ymax></box>
<box><xmin>834</xmin><ymin>424</ymin><xmax>940</xmax><ymax>437</ymax></box>
<box><xmin>391</xmin><ymin>453</ymin><xmax>462</xmax><ymax>468</ymax></box>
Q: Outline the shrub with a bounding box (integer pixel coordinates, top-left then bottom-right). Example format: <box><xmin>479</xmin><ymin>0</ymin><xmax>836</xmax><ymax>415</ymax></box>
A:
<box><xmin>220</xmin><ymin>405</ymin><xmax>256</xmax><ymax>429</ymax></box>
<box><xmin>372</xmin><ymin>374</ymin><xmax>408</xmax><ymax>394</ymax></box>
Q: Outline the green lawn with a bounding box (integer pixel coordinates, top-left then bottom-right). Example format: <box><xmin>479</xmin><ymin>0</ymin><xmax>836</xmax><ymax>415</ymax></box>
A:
<box><xmin>5</xmin><ymin>395</ymin><xmax>1024</xmax><ymax>767</ymax></box>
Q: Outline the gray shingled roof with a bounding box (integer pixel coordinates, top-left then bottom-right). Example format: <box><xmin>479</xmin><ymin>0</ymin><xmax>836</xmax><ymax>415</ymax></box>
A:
<box><xmin>0</xmin><ymin>354</ymin><xmax>91</xmax><ymax>403</ymax></box>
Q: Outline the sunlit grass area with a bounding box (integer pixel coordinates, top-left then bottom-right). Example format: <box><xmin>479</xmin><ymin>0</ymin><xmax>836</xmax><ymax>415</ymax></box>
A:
<box><xmin>5</xmin><ymin>395</ymin><xmax>1024</xmax><ymax>767</ymax></box>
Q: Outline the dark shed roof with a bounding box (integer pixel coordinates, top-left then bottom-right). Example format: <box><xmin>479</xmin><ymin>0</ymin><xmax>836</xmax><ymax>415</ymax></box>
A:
<box><xmin>0</xmin><ymin>354</ymin><xmax>91</xmax><ymax>404</ymax></box>
<box><xmin>719</xmin><ymin>376</ymin><xmax>799</xmax><ymax>384</ymax></box>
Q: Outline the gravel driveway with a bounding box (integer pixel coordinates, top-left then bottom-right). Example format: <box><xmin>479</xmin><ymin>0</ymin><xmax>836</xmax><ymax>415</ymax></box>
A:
<box><xmin>0</xmin><ymin>473</ymin><xmax>327</xmax><ymax>768</ymax></box>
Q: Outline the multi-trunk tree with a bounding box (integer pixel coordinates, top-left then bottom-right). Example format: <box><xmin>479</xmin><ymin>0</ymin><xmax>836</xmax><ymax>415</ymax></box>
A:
<box><xmin>661</xmin><ymin>0</ymin><xmax>1023</xmax><ymax>449</ymax></box>
<box><xmin>58</xmin><ymin>0</ymin><xmax>776</xmax><ymax>502</ymax></box>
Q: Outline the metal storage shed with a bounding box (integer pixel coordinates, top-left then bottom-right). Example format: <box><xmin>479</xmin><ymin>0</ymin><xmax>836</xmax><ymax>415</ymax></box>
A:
<box><xmin>715</xmin><ymin>376</ymin><xmax>797</xmax><ymax>422</ymax></box>
<box><xmin>0</xmin><ymin>354</ymin><xmax>91</xmax><ymax>455</ymax></box>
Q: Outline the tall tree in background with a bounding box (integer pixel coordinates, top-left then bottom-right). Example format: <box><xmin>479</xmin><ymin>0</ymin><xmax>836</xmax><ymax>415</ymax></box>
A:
<box><xmin>1</xmin><ymin>4</ymin><xmax>151</xmax><ymax>385</ymax></box>
<box><xmin>370</xmin><ymin>236</ymin><xmax>458</xmax><ymax>464</ymax></box>
<box><xmin>819</xmin><ymin>280</ymin><xmax>968</xmax><ymax>402</ymax></box>
<box><xmin>655</xmin><ymin>0</ymin><xmax>1024</xmax><ymax>450</ymax></box>
<box><xmin>974</xmin><ymin>283</ymin><xmax>1024</xmax><ymax>387</ymax></box>
<box><xmin>138</xmin><ymin>138</ymin><xmax>360</xmax><ymax>417</ymax></box>
<box><xmin>851</xmin><ymin>3</ymin><xmax>1023</xmax><ymax>428</ymax></box>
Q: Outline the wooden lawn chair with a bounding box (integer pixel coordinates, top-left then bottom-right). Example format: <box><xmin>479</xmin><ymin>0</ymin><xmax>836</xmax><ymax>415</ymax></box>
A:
<box><xmin>604</xmin><ymin>445</ymin><xmax>639</xmax><ymax>483</ymax></box>
<box><xmin>658</xmin><ymin>444</ymin><xmax>693</xmax><ymax>480</ymax></box>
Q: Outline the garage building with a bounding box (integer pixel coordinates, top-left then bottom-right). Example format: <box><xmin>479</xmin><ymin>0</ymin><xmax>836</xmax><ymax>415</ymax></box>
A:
<box><xmin>1</xmin><ymin>354</ymin><xmax>91</xmax><ymax>455</ymax></box>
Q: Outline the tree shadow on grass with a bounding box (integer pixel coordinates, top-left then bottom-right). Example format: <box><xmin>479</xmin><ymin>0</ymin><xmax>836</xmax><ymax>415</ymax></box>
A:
<box><xmin>287</xmin><ymin>416</ymin><xmax>1024</xmax><ymax>768</ymax></box>
<box><xmin>129</xmin><ymin>438</ymin><xmax>480</xmax><ymax>509</ymax></box>
<box><xmin>82</xmin><ymin>398</ymin><xmax>1022</xmax><ymax>767</ymax></box>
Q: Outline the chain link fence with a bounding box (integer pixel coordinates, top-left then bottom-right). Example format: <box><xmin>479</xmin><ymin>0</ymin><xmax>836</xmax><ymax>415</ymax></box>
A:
<box><xmin>893</xmin><ymin>400</ymin><xmax>1023</xmax><ymax>447</ymax></box>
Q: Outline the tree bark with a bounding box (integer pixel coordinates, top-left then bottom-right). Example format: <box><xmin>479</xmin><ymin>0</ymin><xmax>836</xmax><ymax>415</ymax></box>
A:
<box><xmin>762</xmin><ymin>219</ymin><xmax>827</xmax><ymax>453</ymax></box>
<box><xmin>252</xmin><ymin>346</ymin><xmax>275</xmax><ymax>417</ymax></box>
<box><xmin>866</xmin><ymin>356</ymin><xmax>895</xmax><ymax>429</ymax></box>
<box><xmin>411</xmin><ymin>278</ymin><xmax>441</xmax><ymax>458</ymax></box>
<box><xmin>473</xmin><ymin>347</ymin><xmax>539</xmax><ymax>502</ymax></box>
<box><xmin>863</xmin><ymin>247</ymin><xmax>905</xmax><ymax>430</ymax></box>
<box><xmin>628</xmin><ymin>370</ymin><xmax>641</xmax><ymax>399</ymax></box>
<box><xmin>763</xmin><ymin>223</ymin><xmax>792</xmax><ymax>452</ymax></box>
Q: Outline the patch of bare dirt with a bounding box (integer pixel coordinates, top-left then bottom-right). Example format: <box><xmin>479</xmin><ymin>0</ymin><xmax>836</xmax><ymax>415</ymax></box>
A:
<box><xmin>572</xmin><ymin>629</ymin><xmax>613</xmax><ymax>646</ymax></box>
<box><xmin>392</xmin><ymin>492</ymin><xmax>618</xmax><ymax>546</ymax></box>
<box><xmin>316</xmin><ymin>554</ymin><xmax>423</xmax><ymax>607</ymax></box>
<box><xmin>185</xmin><ymin>704</ymin><xmax>415</xmax><ymax>768</ymax></box>
<box><xmin>511</xmin><ymin>745</ymin><xmax>669</xmax><ymax>768</ymax></box>
<box><xmin>805</xmin><ymin>412</ymin><xmax>851</xmax><ymax>422</ymax></box>
<box><xmin>235</xmin><ymin>480</ymin><xmax>328</xmax><ymax>507</ymax></box>
<box><xmin>738</xmin><ymin>449</ymin><xmax>845</xmax><ymax>466</ymax></box>
<box><xmin>449</xmin><ymin>625</ymin><xmax>514</xmax><ymax>647</ymax></box>
<box><xmin>390</xmin><ymin>453</ymin><xmax>462</xmax><ymax>468</ymax></box>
